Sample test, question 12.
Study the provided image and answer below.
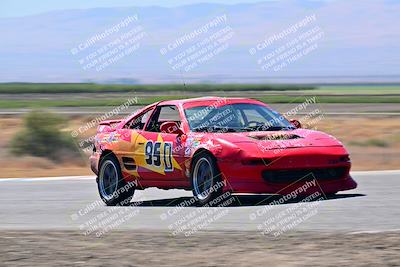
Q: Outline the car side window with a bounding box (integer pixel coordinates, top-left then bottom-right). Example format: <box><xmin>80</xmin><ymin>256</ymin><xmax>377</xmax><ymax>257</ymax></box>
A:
<box><xmin>145</xmin><ymin>105</ymin><xmax>181</xmax><ymax>132</ymax></box>
<box><xmin>125</xmin><ymin>108</ymin><xmax>153</xmax><ymax>130</ymax></box>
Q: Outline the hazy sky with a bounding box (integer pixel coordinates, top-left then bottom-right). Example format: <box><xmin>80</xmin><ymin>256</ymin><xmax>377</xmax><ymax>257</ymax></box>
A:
<box><xmin>1</xmin><ymin>0</ymin><xmax>398</xmax><ymax>82</ymax></box>
<box><xmin>0</xmin><ymin>0</ymin><xmax>275</xmax><ymax>18</ymax></box>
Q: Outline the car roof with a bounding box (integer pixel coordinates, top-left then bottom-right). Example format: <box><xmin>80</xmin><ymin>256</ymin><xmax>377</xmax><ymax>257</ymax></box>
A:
<box><xmin>158</xmin><ymin>96</ymin><xmax>266</xmax><ymax>108</ymax></box>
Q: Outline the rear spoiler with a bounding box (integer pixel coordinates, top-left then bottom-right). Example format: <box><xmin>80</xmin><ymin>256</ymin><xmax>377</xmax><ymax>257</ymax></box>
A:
<box><xmin>99</xmin><ymin>119</ymin><xmax>122</xmax><ymax>126</ymax></box>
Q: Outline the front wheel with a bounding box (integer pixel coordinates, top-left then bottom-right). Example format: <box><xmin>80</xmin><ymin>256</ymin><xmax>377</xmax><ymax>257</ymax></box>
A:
<box><xmin>97</xmin><ymin>155</ymin><xmax>135</xmax><ymax>206</ymax></box>
<box><xmin>191</xmin><ymin>153</ymin><xmax>224</xmax><ymax>206</ymax></box>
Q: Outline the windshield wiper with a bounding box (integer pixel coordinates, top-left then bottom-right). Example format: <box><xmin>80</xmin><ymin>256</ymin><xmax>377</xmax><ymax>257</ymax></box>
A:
<box><xmin>243</xmin><ymin>125</ymin><xmax>295</xmax><ymax>131</ymax></box>
<box><xmin>193</xmin><ymin>125</ymin><xmax>295</xmax><ymax>133</ymax></box>
<box><xmin>192</xmin><ymin>125</ymin><xmax>239</xmax><ymax>133</ymax></box>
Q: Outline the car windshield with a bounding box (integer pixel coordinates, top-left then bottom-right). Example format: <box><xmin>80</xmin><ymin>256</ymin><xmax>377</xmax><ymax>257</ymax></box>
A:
<box><xmin>184</xmin><ymin>103</ymin><xmax>295</xmax><ymax>132</ymax></box>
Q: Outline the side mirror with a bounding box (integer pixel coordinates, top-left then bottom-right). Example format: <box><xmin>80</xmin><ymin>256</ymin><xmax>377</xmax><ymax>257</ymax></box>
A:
<box><xmin>290</xmin><ymin>119</ymin><xmax>302</xmax><ymax>129</ymax></box>
<box><xmin>160</xmin><ymin>121</ymin><xmax>184</xmax><ymax>135</ymax></box>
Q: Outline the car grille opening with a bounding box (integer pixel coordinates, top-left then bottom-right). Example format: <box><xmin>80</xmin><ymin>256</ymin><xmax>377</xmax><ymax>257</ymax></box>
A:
<box><xmin>262</xmin><ymin>167</ymin><xmax>347</xmax><ymax>183</ymax></box>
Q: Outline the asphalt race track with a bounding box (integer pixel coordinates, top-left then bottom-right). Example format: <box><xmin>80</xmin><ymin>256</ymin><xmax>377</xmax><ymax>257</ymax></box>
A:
<box><xmin>0</xmin><ymin>171</ymin><xmax>399</xmax><ymax>233</ymax></box>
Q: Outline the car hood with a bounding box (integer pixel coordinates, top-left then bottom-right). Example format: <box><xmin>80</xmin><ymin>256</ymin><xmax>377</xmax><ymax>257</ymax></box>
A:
<box><xmin>214</xmin><ymin>129</ymin><xmax>343</xmax><ymax>150</ymax></box>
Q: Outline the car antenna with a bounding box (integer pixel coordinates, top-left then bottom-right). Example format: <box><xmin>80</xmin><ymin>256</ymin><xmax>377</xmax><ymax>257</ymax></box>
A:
<box><xmin>179</xmin><ymin>70</ymin><xmax>188</xmax><ymax>96</ymax></box>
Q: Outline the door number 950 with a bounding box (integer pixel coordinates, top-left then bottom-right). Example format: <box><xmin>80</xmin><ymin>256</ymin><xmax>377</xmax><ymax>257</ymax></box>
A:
<box><xmin>145</xmin><ymin>141</ymin><xmax>173</xmax><ymax>171</ymax></box>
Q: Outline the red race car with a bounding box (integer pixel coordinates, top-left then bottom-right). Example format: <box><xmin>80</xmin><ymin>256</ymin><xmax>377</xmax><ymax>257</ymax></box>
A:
<box><xmin>90</xmin><ymin>97</ymin><xmax>357</xmax><ymax>206</ymax></box>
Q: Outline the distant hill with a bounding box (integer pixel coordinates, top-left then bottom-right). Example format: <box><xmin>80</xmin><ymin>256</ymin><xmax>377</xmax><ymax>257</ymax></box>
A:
<box><xmin>0</xmin><ymin>0</ymin><xmax>399</xmax><ymax>83</ymax></box>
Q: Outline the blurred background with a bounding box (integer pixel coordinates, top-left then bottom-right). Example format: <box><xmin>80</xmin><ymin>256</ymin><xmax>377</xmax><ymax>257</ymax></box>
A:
<box><xmin>0</xmin><ymin>0</ymin><xmax>399</xmax><ymax>177</ymax></box>
<box><xmin>1</xmin><ymin>2</ymin><xmax>400</xmax><ymax>266</ymax></box>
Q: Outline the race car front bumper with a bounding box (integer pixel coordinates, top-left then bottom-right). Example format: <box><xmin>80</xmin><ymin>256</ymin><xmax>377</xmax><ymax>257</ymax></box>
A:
<box><xmin>217</xmin><ymin>146</ymin><xmax>357</xmax><ymax>195</ymax></box>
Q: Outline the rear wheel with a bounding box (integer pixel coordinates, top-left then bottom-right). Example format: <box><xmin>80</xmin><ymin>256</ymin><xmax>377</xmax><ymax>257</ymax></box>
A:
<box><xmin>191</xmin><ymin>153</ymin><xmax>224</xmax><ymax>206</ymax></box>
<box><xmin>97</xmin><ymin>155</ymin><xmax>135</xmax><ymax>206</ymax></box>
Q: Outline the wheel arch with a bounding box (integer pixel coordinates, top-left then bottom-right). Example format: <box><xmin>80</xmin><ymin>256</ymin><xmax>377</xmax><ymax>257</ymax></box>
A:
<box><xmin>192</xmin><ymin>147</ymin><xmax>215</xmax><ymax>159</ymax></box>
<box><xmin>99</xmin><ymin>149</ymin><xmax>119</xmax><ymax>166</ymax></box>
<box><xmin>191</xmin><ymin>148</ymin><xmax>220</xmax><ymax>173</ymax></box>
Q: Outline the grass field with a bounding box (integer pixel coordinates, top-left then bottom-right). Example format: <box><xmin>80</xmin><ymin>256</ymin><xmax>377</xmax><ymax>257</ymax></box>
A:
<box><xmin>0</xmin><ymin>83</ymin><xmax>315</xmax><ymax>94</ymax></box>
<box><xmin>0</xmin><ymin>95</ymin><xmax>400</xmax><ymax>108</ymax></box>
<box><xmin>1</xmin><ymin>83</ymin><xmax>400</xmax><ymax>108</ymax></box>
<box><xmin>311</xmin><ymin>85</ymin><xmax>400</xmax><ymax>95</ymax></box>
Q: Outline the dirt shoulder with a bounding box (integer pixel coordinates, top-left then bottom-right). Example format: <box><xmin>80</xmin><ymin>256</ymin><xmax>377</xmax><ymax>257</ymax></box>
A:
<box><xmin>1</xmin><ymin>230</ymin><xmax>399</xmax><ymax>266</ymax></box>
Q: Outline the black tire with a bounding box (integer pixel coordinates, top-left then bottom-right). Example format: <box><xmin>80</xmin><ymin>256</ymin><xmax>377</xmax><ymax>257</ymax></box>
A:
<box><xmin>97</xmin><ymin>155</ymin><xmax>135</xmax><ymax>206</ymax></box>
<box><xmin>325</xmin><ymin>192</ymin><xmax>338</xmax><ymax>199</ymax></box>
<box><xmin>190</xmin><ymin>153</ymin><xmax>224</xmax><ymax>206</ymax></box>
